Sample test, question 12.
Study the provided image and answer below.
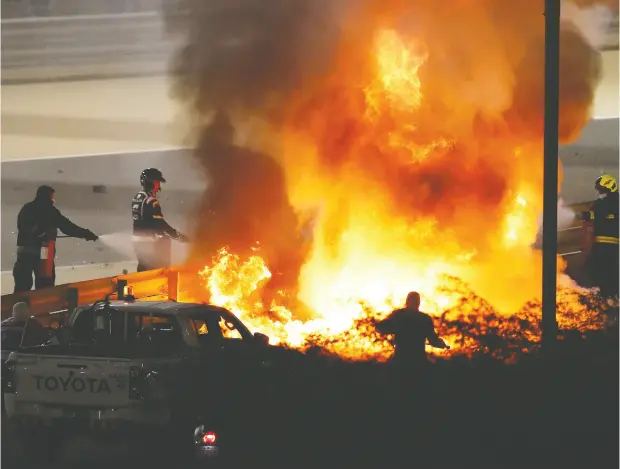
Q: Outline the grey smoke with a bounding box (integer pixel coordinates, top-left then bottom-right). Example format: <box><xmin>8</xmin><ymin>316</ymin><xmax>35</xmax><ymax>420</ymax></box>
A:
<box><xmin>165</xmin><ymin>0</ymin><xmax>353</xmax><ymax>120</ymax></box>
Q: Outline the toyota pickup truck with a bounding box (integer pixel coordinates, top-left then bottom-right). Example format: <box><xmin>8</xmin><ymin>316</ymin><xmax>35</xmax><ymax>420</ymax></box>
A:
<box><xmin>4</xmin><ymin>298</ymin><xmax>273</xmax><ymax>461</ymax></box>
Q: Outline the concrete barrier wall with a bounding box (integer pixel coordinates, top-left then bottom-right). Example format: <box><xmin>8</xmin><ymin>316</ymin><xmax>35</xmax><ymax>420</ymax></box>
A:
<box><xmin>1</xmin><ymin>77</ymin><xmax>188</xmax><ymax>160</ymax></box>
<box><xmin>1</xmin><ymin>12</ymin><xmax>178</xmax><ymax>82</ymax></box>
<box><xmin>1</xmin><ymin>0</ymin><xmax>176</xmax><ymax>18</ymax></box>
<box><xmin>560</xmin><ymin>117</ymin><xmax>620</xmax><ymax>204</ymax></box>
<box><xmin>1</xmin><ymin>51</ymin><xmax>616</xmax><ymax>160</ymax></box>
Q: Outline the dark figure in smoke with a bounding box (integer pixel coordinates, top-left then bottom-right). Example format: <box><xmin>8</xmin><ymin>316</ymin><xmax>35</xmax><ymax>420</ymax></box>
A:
<box><xmin>189</xmin><ymin>111</ymin><xmax>306</xmax><ymax>311</ymax></box>
<box><xmin>376</xmin><ymin>291</ymin><xmax>449</xmax><ymax>376</ymax></box>
<box><xmin>132</xmin><ymin>168</ymin><xmax>189</xmax><ymax>272</ymax></box>
<box><xmin>581</xmin><ymin>174</ymin><xmax>619</xmax><ymax>299</ymax></box>
<box><xmin>13</xmin><ymin>185</ymin><xmax>98</xmax><ymax>292</ymax></box>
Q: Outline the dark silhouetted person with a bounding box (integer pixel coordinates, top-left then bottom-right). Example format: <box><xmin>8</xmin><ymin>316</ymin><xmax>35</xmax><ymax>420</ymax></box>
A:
<box><xmin>13</xmin><ymin>186</ymin><xmax>98</xmax><ymax>293</ymax></box>
<box><xmin>580</xmin><ymin>174</ymin><xmax>619</xmax><ymax>299</ymax></box>
<box><xmin>1</xmin><ymin>302</ymin><xmax>49</xmax><ymax>348</ymax></box>
<box><xmin>375</xmin><ymin>292</ymin><xmax>450</xmax><ymax>460</ymax></box>
<box><xmin>376</xmin><ymin>291</ymin><xmax>449</xmax><ymax>367</ymax></box>
<box><xmin>132</xmin><ymin>168</ymin><xmax>188</xmax><ymax>272</ymax></box>
<box><xmin>375</xmin><ymin>291</ymin><xmax>449</xmax><ymax>396</ymax></box>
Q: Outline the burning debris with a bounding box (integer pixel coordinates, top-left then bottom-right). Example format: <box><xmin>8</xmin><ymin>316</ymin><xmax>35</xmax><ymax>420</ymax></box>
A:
<box><xmin>191</xmin><ymin>248</ymin><xmax>611</xmax><ymax>362</ymax></box>
<box><xmin>167</xmin><ymin>0</ymin><xmax>612</xmax><ymax>360</ymax></box>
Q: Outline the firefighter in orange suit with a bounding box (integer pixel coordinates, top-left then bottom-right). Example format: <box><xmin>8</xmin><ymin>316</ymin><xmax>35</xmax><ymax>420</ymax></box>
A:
<box><xmin>13</xmin><ymin>185</ymin><xmax>98</xmax><ymax>293</ymax></box>
<box><xmin>580</xmin><ymin>175</ymin><xmax>619</xmax><ymax>299</ymax></box>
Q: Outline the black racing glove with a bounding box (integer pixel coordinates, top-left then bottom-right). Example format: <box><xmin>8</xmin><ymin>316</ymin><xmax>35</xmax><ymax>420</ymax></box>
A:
<box><xmin>84</xmin><ymin>230</ymin><xmax>98</xmax><ymax>241</ymax></box>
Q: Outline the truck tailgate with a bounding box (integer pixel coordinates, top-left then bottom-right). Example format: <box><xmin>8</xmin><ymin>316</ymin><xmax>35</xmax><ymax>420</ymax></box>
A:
<box><xmin>14</xmin><ymin>354</ymin><xmax>131</xmax><ymax>408</ymax></box>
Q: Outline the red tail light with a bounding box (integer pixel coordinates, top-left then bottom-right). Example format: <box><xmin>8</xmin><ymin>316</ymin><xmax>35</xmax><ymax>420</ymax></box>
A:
<box><xmin>202</xmin><ymin>432</ymin><xmax>217</xmax><ymax>444</ymax></box>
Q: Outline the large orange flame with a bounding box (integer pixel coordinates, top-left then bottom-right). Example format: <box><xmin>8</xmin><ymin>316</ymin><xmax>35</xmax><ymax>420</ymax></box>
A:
<box><xmin>173</xmin><ymin>0</ymin><xmax>607</xmax><ymax>361</ymax></box>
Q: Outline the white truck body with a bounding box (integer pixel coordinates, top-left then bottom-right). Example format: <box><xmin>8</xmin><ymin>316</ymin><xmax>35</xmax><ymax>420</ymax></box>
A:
<box><xmin>4</xmin><ymin>353</ymin><xmax>158</xmax><ymax>426</ymax></box>
<box><xmin>15</xmin><ymin>355</ymin><xmax>131</xmax><ymax>408</ymax></box>
<box><xmin>4</xmin><ymin>300</ymin><xmax>266</xmax><ymax>428</ymax></box>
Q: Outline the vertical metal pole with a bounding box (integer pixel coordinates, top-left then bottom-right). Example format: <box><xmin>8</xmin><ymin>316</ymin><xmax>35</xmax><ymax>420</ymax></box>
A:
<box><xmin>542</xmin><ymin>0</ymin><xmax>561</xmax><ymax>352</ymax></box>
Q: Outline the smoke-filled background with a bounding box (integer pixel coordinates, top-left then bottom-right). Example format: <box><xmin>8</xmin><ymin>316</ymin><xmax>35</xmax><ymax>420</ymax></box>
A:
<box><xmin>165</xmin><ymin>0</ymin><xmax>609</xmax><ymax>325</ymax></box>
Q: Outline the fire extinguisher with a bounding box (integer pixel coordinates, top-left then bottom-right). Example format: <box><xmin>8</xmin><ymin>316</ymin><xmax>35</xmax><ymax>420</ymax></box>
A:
<box><xmin>38</xmin><ymin>239</ymin><xmax>56</xmax><ymax>280</ymax></box>
<box><xmin>580</xmin><ymin>219</ymin><xmax>595</xmax><ymax>286</ymax></box>
<box><xmin>581</xmin><ymin>220</ymin><xmax>594</xmax><ymax>257</ymax></box>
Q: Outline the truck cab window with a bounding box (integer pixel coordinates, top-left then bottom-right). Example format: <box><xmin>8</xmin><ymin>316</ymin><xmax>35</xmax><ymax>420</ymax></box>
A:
<box><xmin>218</xmin><ymin>316</ymin><xmax>243</xmax><ymax>340</ymax></box>
<box><xmin>190</xmin><ymin>308</ymin><xmax>253</xmax><ymax>344</ymax></box>
<box><xmin>89</xmin><ymin>308</ymin><xmax>127</xmax><ymax>349</ymax></box>
<box><xmin>72</xmin><ymin>309</ymin><xmax>94</xmax><ymax>343</ymax></box>
<box><xmin>217</xmin><ymin>310</ymin><xmax>253</xmax><ymax>341</ymax></box>
<box><xmin>190</xmin><ymin>313</ymin><xmax>224</xmax><ymax>343</ymax></box>
<box><xmin>109</xmin><ymin>310</ymin><xmax>126</xmax><ymax>340</ymax></box>
<box><xmin>130</xmin><ymin>313</ymin><xmax>183</xmax><ymax>355</ymax></box>
<box><xmin>190</xmin><ymin>319</ymin><xmax>209</xmax><ymax>336</ymax></box>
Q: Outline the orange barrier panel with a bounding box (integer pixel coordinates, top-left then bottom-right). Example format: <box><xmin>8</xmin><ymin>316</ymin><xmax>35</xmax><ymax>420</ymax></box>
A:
<box><xmin>0</xmin><ymin>266</ymin><xmax>185</xmax><ymax>320</ymax></box>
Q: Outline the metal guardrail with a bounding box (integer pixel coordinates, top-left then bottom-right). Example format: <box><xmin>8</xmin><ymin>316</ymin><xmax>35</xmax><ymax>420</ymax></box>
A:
<box><xmin>0</xmin><ymin>267</ymin><xmax>182</xmax><ymax>320</ymax></box>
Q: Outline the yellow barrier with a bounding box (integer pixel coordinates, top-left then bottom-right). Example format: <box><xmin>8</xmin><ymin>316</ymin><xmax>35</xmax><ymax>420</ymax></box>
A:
<box><xmin>0</xmin><ymin>267</ymin><xmax>184</xmax><ymax>320</ymax></box>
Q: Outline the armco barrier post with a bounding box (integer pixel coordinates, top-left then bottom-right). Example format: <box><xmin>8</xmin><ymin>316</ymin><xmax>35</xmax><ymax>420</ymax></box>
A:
<box><xmin>168</xmin><ymin>271</ymin><xmax>179</xmax><ymax>301</ymax></box>
<box><xmin>66</xmin><ymin>288</ymin><xmax>79</xmax><ymax>315</ymax></box>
